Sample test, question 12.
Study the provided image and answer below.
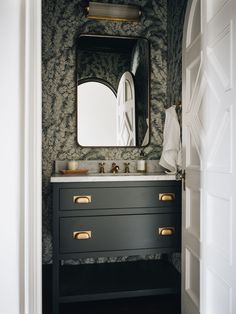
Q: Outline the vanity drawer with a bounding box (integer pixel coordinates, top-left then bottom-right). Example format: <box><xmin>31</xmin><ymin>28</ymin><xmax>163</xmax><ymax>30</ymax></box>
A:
<box><xmin>59</xmin><ymin>213</ymin><xmax>181</xmax><ymax>254</ymax></box>
<box><xmin>59</xmin><ymin>185</ymin><xmax>181</xmax><ymax>211</ymax></box>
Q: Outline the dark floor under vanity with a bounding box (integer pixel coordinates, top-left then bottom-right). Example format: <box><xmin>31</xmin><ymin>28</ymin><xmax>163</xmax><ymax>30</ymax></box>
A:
<box><xmin>43</xmin><ymin>263</ymin><xmax>181</xmax><ymax>314</ymax></box>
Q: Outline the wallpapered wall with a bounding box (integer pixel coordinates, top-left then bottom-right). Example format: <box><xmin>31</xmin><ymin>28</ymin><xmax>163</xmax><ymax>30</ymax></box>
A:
<box><xmin>42</xmin><ymin>0</ymin><xmax>188</xmax><ymax>265</ymax></box>
<box><xmin>167</xmin><ymin>0</ymin><xmax>188</xmax><ymax>108</ymax></box>
<box><xmin>42</xmin><ymin>0</ymin><xmax>168</xmax><ymax>264</ymax></box>
<box><xmin>77</xmin><ymin>49</ymin><xmax>130</xmax><ymax>91</ymax></box>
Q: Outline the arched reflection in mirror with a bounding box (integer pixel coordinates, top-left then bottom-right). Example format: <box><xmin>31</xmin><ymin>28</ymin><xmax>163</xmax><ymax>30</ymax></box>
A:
<box><xmin>77</xmin><ymin>81</ymin><xmax>117</xmax><ymax>146</ymax></box>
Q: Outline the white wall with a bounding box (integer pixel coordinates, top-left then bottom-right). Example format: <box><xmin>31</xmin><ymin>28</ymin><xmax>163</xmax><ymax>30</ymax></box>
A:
<box><xmin>0</xmin><ymin>1</ymin><xmax>24</xmax><ymax>313</ymax></box>
<box><xmin>78</xmin><ymin>82</ymin><xmax>117</xmax><ymax>146</ymax></box>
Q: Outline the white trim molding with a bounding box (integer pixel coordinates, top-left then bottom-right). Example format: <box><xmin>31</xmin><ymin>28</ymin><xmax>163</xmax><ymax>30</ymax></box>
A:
<box><xmin>22</xmin><ymin>0</ymin><xmax>42</xmax><ymax>313</ymax></box>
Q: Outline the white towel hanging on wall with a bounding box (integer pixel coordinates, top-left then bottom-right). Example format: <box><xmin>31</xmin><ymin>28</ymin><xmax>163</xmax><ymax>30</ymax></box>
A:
<box><xmin>159</xmin><ymin>105</ymin><xmax>182</xmax><ymax>174</ymax></box>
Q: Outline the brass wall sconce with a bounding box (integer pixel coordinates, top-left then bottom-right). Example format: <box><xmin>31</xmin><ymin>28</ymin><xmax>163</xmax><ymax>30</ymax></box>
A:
<box><xmin>86</xmin><ymin>2</ymin><xmax>141</xmax><ymax>22</ymax></box>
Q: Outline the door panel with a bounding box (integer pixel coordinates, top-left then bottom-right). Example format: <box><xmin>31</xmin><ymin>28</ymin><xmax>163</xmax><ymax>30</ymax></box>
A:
<box><xmin>186</xmin><ymin>188</ymin><xmax>200</xmax><ymax>240</ymax></box>
<box><xmin>117</xmin><ymin>71</ymin><xmax>136</xmax><ymax>146</ymax></box>
<box><xmin>185</xmin><ymin>248</ymin><xmax>200</xmax><ymax>308</ymax></box>
<box><xmin>186</xmin><ymin>56</ymin><xmax>201</xmax><ymax>105</ymax></box>
<box><xmin>186</xmin><ymin>0</ymin><xmax>202</xmax><ymax>48</ymax></box>
<box><xmin>186</xmin><ymin>126</ymin><xmax>201</xmax><ymax>168</ymax></box>
<box><xmin>206</xmin><ymin>193</ymin><xmax>232</xmax><ymax>263</ymax></box>
<box><xmin>207</xmin><ymin>0</ymin><xmax>230</xmax><ymax>23</ymax></box>
<box><xmin>183</xmin><ymin>0</ymin><xmax>236</xmax><ymax>313</ymax></box>
<box><xmin>208</xmin><ymin>108</ymin><xmax>232</xmax><ymax>172</ymax></box>
<box><xmin>205</xmin><ymin>268</ymin><xmax>231</xmax><ymax>314</ymax></box>
<box><xmin>182</xmin><ymin>1</ymin><xmax>202</xmax><ymax>313</ymax></box>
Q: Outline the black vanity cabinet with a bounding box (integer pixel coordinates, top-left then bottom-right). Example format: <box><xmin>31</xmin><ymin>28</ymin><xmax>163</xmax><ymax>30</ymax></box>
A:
<box><xmin>52</xmin><ymin>180</ymin><xmax>181</xmax><ymax>313</ymax></box>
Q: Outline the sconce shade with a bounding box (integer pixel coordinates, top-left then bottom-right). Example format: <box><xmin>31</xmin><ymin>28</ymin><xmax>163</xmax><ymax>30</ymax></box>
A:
<box><xmin>86</xmin><ymin>2</ymin><xmax>141</xmax><ymax>22</ymax></box>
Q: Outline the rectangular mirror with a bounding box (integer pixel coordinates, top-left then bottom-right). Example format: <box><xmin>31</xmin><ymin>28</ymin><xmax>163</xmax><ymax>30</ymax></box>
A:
<box><xmin>77</xmin><ymin>34</ymin><xmax>150</xmax><ymax>147</ymax></box>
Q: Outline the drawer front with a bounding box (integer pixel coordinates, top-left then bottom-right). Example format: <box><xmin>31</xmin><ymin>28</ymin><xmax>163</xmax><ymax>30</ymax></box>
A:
<box><xmin>59</xmin><ymin>214</ymin><xmax>181</xmax><ymax>254</ymax></box>
<box><xmin>59</xmin><ymin>185</ymin><xmax>180</xmax><ymax>210</ymax></box>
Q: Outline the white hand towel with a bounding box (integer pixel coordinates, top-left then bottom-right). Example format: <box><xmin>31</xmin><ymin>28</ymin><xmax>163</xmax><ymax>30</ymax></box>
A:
<box><xmin>159</xmin><ymin>105</ymin><xmax>182</xmax><ymax>174</ymax></box>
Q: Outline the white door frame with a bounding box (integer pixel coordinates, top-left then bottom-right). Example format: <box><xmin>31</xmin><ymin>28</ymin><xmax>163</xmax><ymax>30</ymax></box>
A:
<box><xmin>23</xmin><ymin>1</ymin><xmax>236</xmax><ymax>313</ymax></box>
<box><xmin>22</xmin><ymin>0</ymin><xmax>42</xmax><ymax>313</ymax></box>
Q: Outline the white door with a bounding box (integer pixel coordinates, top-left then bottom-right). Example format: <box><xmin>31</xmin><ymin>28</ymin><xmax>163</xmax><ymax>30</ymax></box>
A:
<box><xmin>117</xmin><ymin>71</ymin><xmax>136</xmax><ymax>146</ymax></box>
<box><xmin>182</xmin><ymin>0</ymin><xmax>236</xmax><ymax>313</ymax></box>
<box><xmin>182</xmin><ymin>1</ymin><xmax>202</xmax><ymax>312</ymax></box>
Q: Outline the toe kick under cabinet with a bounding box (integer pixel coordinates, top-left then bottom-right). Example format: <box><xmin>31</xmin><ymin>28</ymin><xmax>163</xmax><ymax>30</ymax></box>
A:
<box><xmin>52</xmin><ymin>180</ymin><xmax>181</xmax><ymax>313</ymax></box>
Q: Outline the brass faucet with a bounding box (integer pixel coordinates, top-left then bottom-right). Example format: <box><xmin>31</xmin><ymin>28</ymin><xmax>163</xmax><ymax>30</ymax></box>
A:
<box><xmin>111</xmin><ymin>162</ymin><xmax>120</xmax><ymax>173</ymax></box>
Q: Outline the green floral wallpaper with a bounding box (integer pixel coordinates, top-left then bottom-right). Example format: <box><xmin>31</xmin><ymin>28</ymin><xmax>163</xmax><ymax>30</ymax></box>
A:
<box><xmin>42</xmin><ymin>0</ymin><xmax>188</xmax><ymax>267</ymax></box>
<box><xmin>42</xmin><ymin>0</ymin><xmax>168</xmax><ymax>263</ymax></box>
<box><xmin>167</xmin><ymin>0</ymin><xmax>188</xmax><ymax>108</ymax></box>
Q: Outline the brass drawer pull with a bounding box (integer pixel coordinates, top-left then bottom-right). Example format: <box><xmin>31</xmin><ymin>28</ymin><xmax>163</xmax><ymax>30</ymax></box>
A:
<box><xmin>73</xmin><ymin>231</ymin><xmax>92</xmax><ymax>240</ymax></box>
<box><xmin>73</xmin><ymin>195</ymin><xmax>91</xmax><ymax>204</ymax></box>
<box><xmin>159</xmin><ymin>227</ymin><xmax>175</xmax><ymax>236</ymax></box>
<box><xmin>159</xmin><ymin>193</ymin><xmax>175</xmax><ymax>201</ymax></box>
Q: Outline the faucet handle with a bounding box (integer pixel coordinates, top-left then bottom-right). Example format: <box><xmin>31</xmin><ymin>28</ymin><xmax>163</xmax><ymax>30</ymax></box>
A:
<box><xmin>98</xmin><ymin>162</ymin><xmax>105</xmax><ymax>173</ymax></box>
<box><xmin>124</xmin><ymin>162</ymin><xmax>130</xmax><ymax>173</ymax></box>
